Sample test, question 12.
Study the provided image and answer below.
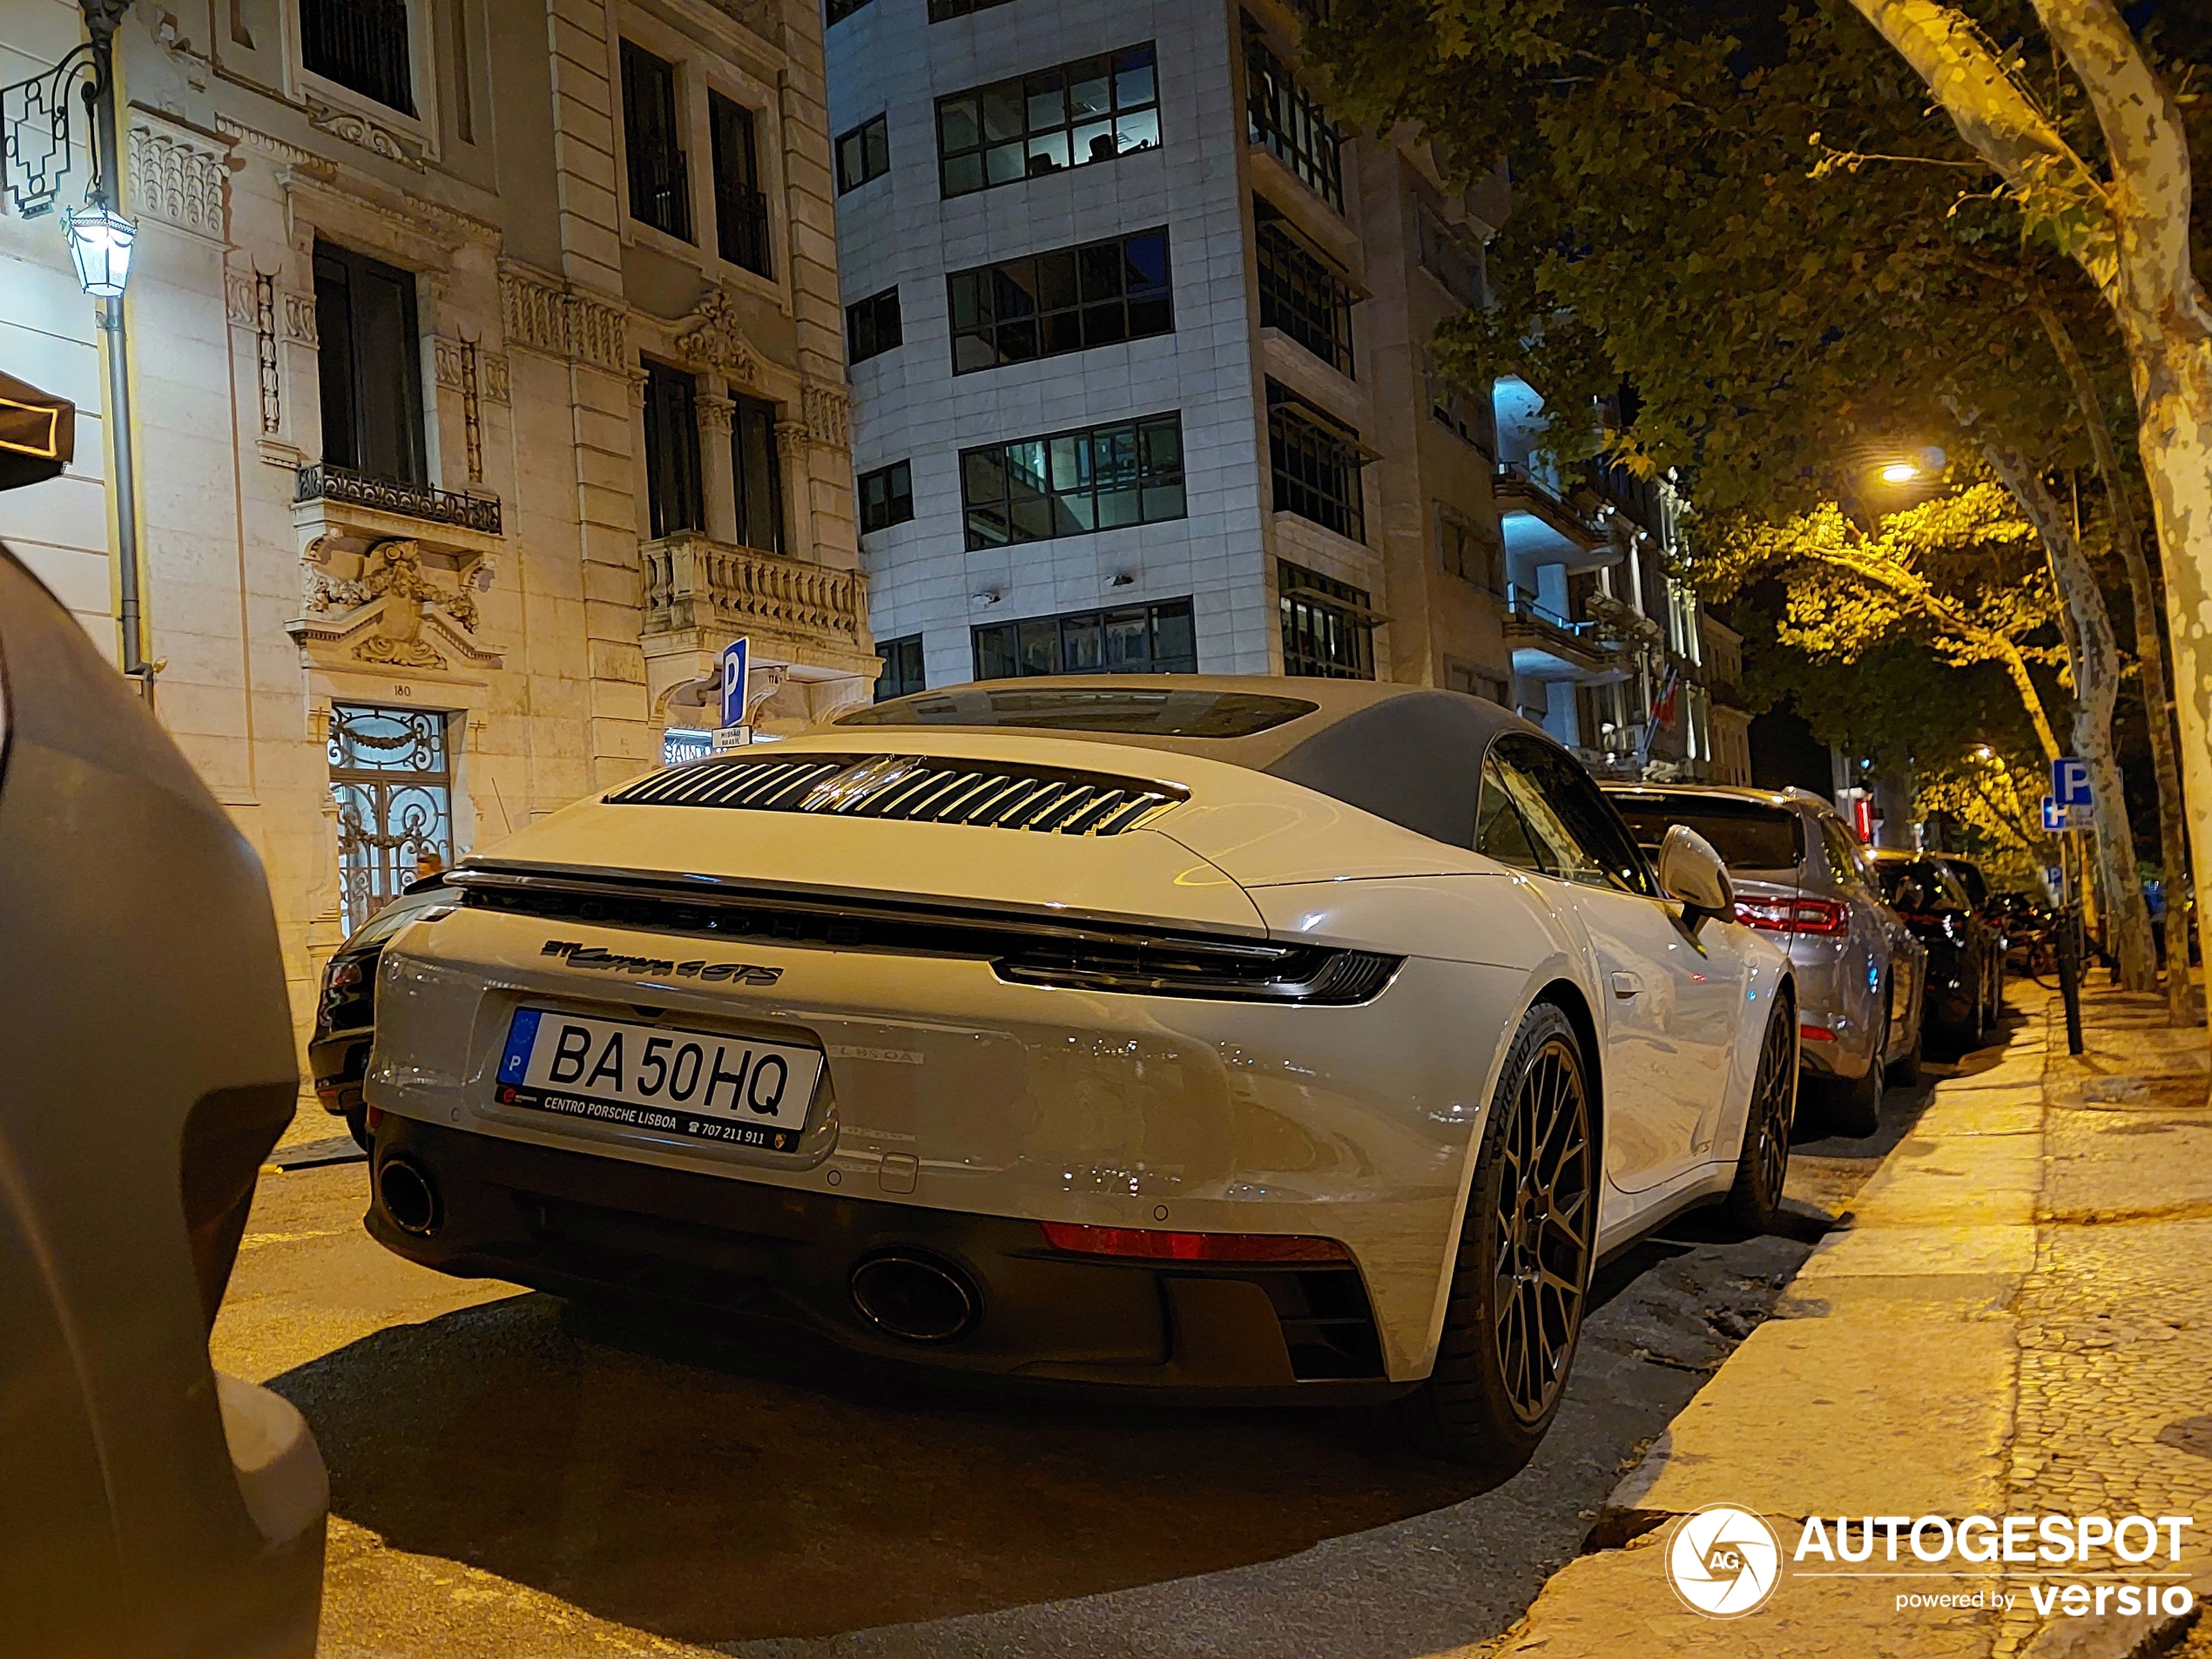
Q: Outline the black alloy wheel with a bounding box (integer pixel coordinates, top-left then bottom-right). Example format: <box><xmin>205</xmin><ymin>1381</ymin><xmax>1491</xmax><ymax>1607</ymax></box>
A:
<box><xmin>1399</xmin><ymin>1001</ymin><xmax>1595</xmax><ymax>1472</ymax></box>
<box><xmin>1725</xmin><ymin>995</ymin><xmax>1798</xmax><ymax>1231</ymax></box>
<box><xmin>1492</xmin><ymin>1031</ymin><xmax>1594</xmax><ymax>1424</ymax></box>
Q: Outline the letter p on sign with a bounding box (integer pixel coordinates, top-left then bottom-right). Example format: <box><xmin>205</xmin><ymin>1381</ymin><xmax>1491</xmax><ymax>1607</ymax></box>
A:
<box><xmin>2053</xmin><ymin>758</ymin><xmax>2092</xmax><ymax>807</ymax></box>
<box><xmin>719</xmin><ymin>637</ymin><xmax>751</xmax><ymax>731</ymax></box>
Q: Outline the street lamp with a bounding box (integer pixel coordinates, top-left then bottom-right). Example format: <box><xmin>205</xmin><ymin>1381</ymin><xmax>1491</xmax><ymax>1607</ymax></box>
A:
<box><xmin>62</xmin><ymin>197</ymin><xmax>134</xmax><ymax>297</ymax></box>
<box><xmin>1880</xmin><ymin>462</ymin><xmax>1920</xmax><ymax>484</ymax></box>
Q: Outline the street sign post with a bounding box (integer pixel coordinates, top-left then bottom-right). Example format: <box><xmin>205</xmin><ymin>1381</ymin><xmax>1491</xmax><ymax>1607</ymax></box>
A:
<box><xmin>2052</xmin><ymin>758</ymin><xmax>2092</xmax><ymax>809</ymax></box>
<box><xmin>719</xmin><ymin>637</ymin><xmax>751</xmax><ymax>729</ymax></box>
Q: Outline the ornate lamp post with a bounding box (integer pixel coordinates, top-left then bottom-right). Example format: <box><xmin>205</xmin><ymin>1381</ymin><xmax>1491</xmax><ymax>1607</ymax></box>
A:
<box><xmin>0</xmin><ymin>0</ymin><xmax>151</xmax><ymax>695</ymax></box>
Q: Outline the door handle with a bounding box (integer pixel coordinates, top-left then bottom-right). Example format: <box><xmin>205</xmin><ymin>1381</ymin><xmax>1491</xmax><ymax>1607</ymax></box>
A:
<box><xmin>1611</xmin><ymin>972</ymin><xmax>1642</xmax><ymax>999</ymax></box>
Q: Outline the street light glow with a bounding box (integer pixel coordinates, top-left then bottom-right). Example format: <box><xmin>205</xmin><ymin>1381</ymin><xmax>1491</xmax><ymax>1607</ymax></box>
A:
<box><xmin>1880</xmin><ymin>462</ymin><xmax>1919</xmax><ymax>484</ymax></box>
<box><xmin>64</xmin><ymin>198</ymin><xmax>137</xmax><ymax>298</ymax></box>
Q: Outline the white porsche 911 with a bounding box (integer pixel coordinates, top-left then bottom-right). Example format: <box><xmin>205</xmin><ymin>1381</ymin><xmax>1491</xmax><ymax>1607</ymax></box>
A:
<box><xmin>363</xmin><ymin>678</ymin><xmax>1796</xmax><ymax>1468</ymax></box>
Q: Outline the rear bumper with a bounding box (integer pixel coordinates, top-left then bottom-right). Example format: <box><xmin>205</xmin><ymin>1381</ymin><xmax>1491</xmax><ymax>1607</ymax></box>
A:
<box><xmin>367</xmin><ymin>1115</ymin><xmax>1404</xmax><ymax>1402</ymax></box>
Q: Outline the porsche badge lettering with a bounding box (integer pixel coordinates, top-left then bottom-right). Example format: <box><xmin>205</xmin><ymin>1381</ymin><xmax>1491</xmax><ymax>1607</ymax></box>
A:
<box><xmin>540</xmin><ymin>940</ymin><xmax>783</xmax><ymax>986</ymax></box>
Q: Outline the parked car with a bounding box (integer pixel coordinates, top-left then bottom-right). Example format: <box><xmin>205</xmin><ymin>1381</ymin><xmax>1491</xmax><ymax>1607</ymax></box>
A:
<box><xmin>1869</xmin><ymin>850</ymin><xmax>2006</xmax><ymax>1047</ymax></box>
<box><xmin>312</xmin><ymin>877</ymin><xmax>456</xmax><ymax>1150</ymax></box>
<box><xmin>362</xmin><ymin>678</ymin><xmax>1797</xmax><ymax>1473</ymax></box>
<box><xmin>0</xmin><ymin>544</ymin><xmax>327</xmax><ymax>1656</ymax></box>
<box><xmin>1603</xmin><ymin>783</ymin><xmax>1925</xmax><ymax>1136</ymax></box>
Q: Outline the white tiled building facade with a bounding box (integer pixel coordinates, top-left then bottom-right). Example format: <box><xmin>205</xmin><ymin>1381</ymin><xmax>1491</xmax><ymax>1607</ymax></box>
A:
<box><xmin>1</xmin><ymin>0</ymin><xmax>868</xmax><ymax>1052</ymax></box>
<box><xmin>825</xmin><ymin>0</ymin><xmax>1518</xmax><ymax>692</ymax></box>
<box><xmin>822</xmin><ymin>0</ymin><xmax>1743</xmax><ymax>790</ymax></box>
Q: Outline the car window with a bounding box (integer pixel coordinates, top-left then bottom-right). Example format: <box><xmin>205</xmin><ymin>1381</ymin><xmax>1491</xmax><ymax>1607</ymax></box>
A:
<box><xmin>1820</xmin><ymin>819</ymin><xmax>1872</xmax><ymax>894</ymax></box>
<box><xmin>1492</xmin><ymin>737</ymin><xmax>1658</xmax><ymax>898</ymax></box>
<box><xmin>1474</xmin><ymin>758</ymin><xmax>1550</xmax><ymax>873</ymax></box>
<box><xmin>1609</xmin><ymin>794</ymin><xmax>1802</xmax><ymax>871</ymax></box>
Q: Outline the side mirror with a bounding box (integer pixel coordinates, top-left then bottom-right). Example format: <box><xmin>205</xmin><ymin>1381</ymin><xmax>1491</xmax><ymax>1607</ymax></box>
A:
<box><xmin>1657</xmin><ymin>824</ymin><xmax>1734</xmax><ymax>929</ymax></box>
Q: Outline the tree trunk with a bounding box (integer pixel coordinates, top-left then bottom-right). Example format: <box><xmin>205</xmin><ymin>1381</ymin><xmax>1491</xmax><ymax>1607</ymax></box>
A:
<box><xmin>2124</xmin><ymin>322</ymin><xmax>2212</xmax><ymax>1018</ymax></box>
<box><xmin>2034</xmin><ymin>300</ymin><xmax>2200</xmax><ymax>1022</ymax></box>
<box><xmin>1978</xmin><ymin>435</ymin><xmax>2160</xmax><ymax>991</ymax></box>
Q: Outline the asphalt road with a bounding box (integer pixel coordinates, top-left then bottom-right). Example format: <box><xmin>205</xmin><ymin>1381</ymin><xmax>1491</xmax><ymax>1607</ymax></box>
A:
<box><xmin>212</xmin><ymin>1020</ymin><xmax>2010</xmax><ymax>1659</ymax></box>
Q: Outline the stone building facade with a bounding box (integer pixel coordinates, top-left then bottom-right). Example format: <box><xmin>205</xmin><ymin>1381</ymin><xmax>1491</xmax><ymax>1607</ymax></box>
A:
<box><xmin>0</xmin><ymin>0</ymin><xmax>871</xmax><ymax>1049</ymax></box>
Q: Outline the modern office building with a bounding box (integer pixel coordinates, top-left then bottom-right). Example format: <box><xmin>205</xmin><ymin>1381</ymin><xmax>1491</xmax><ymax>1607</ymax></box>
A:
<box><xmin>2</xmin><ymin>0</ymin><xmax>867</xmax><ymax>1048</ymax></box>
<box><xmin>825</xmin><ymin>0</ymin><xmax>1527</xmax><ymax>697</ymax></box>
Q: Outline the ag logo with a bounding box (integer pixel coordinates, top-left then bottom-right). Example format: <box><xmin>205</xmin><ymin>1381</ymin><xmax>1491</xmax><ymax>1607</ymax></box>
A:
<box><xmin>1665</xmin><ymin>1505</ymin><xmax>1782</xmax><ymax>1618</ymax></box>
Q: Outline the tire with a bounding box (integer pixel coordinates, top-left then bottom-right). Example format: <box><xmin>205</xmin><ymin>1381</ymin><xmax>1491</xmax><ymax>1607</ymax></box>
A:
<box><xmin>345</xmin><ymin>1103</ymin><xmax>373</xmax><ymax>1154</ymax></box>
<box><xmin>1885</xmin><ymin>1010</ymin><xmax>1922</xmax><ymax>1089</ymax></box>
<box><xmin>1963</xmin><ymin>969</ymin><xmax>1987</xmax><ymax>1048</ymax></box>
<box><xmin>1397</xmin><ymin>1001</ymin><xmax>1595</xmax><ymax>1474</ymax></box>
<box><xmin>1723</xmin><ymin>993</ymin><xmax>1797</xmax><ymax>1234</ymax></box>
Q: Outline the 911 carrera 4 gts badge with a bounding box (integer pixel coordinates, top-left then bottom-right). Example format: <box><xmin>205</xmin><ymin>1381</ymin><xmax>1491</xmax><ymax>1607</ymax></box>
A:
<box><xmin>540</xmin><ymin>940</ymin><xmax>782</xmax><ymax>986</ymax></box>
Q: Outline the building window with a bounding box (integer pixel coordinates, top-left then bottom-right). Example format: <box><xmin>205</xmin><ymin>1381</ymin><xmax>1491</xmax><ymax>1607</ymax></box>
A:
<box><xmin>300</xmin><ymin>0</ymin><xmax>415</xmax><ymax>116</ymax></box>
<box><xmin>642</xmin><ymin>361</ymin><xmax>704</xmax><ymax>538</ymax></box>
<box><xmin>935</xmin><ymin>44</ymin><xmax>1158</xmax><ymax>199</ymax></box>
<box><xmin>974</xmin><ymin>598</ymin><xmax>1197</xmax><ymax>678</ymax></box>
<box><xmin>1244</xmin><ymin>28</ymin><xmax>1341</xmax><ymax>211</ymax></box>
<box><xmin>314</xmin><ymin>240</ymin><xmax>426</xmax><ymax>488</ymax></box>
<box><xmin>1427</xmin><ymin>351</ymin><xmax>1493</xmax><ymax>451</ymax></box>
<box><xmin>826</xmin><ymin>0</ymin><xmax>873</xmax><ymax>24</ymax></box>
<box><xmin>859</xmin><ymin>460</ymin><xmax>914</xmax><ymax>533</ymax></box>
<box><xmin>836</xmin><ymin>113</ymin><xmax>889</xmax><ymax>192</ymax></box>
<box><xmin>1414</xmin><ymin>200</ymin><xmax>1486</xmax><ymax>308</ymax></box>
<box><xmin>928</xmin><ymin>0</ymin><xmax>1015</xmax><ymax>15</ymax></box>
<box><xmin>876</xmin><ymin>633</ymin><xmax>926</xmax><ymax>699</ymax></box>
<box><xmin>846</xmin><ymin>287</ymin><xmax>901</xmax><ymax>364</ymax></box>
<box><xmin>1279</xmin><ymin>561</ymin><xmax>1374</xmax><ymax>679</ymax></box>
<box><xmin>961</xmin><ymin>414</ymin><xmax>1184</xmax><ymax>550</ymax></box>
<box><xmin>1255</xmin><ymin>203</ymin><xmax>1354</xmax><ymax>374</ymax></box>
<box><xmin>329</xmin><ymin>703</ymin><xmax>453</xmax><ymax>934</ymax></box>
<box><xmin>710</xmin><ymin>93</ymin><xmax>771</xmax><ymax>276</ymax></box>
<box><xmin>622</xmin><ymin>41</ymin><xmax>691</xmax><ymax>242</ymax></box>
<box><xmin>1266</xmin><ymin>381</ymin><xmax>1366</xmax><ymax>543</ymax></box>
<box><xmin>731</xmin><ymin>394</ymin><xmax>782</xmax><ymax>553</ymax></box>
<box><xmin>1439</xmin><ymin>505</ymin><xmax>1503</xmax><ymax>591</ymax></box>
<box><xmin>948</xmin><ymin>228</ymin><xmax>1171</xmax><ymax>374</ymax></box>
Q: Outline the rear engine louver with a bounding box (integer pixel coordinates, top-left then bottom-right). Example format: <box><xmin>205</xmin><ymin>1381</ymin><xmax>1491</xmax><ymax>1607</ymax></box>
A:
<box><xmin>604</xmin><ymin>753</ymin><xmax>1186</xmax><ymax>837</ymax></box>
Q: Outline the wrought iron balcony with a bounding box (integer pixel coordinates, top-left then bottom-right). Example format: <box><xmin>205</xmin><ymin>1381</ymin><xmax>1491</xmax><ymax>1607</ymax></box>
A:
<box><xmin>716</xmin><ymin>184</ymin><xmax>772</xmax><ymax>277</ymax></box>
<box><xmin>629</xmin><ymin>143</ymin><xmax>691</xmax><ymax>242</ymax></box>
<box><xmin>296</xmin><ymin>463</ymin><xmax>502</xmax><ymax>536</ymax></box>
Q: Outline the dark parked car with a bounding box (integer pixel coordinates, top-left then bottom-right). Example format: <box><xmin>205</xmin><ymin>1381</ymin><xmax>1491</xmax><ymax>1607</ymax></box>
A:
<box><xmin>1869</xmin><ymin>851</ymin><xmax>2006</xmax><ymax>1047</ymax></box>
<box><xmin>0</xmin><ymin>543</ymin><xmax>327</xmax><ymax>1656</ymax></box>
<box><xmin>311</xmin><ymin>878</ymin><xmax>455</xmax><ymax>1149</ymax></box>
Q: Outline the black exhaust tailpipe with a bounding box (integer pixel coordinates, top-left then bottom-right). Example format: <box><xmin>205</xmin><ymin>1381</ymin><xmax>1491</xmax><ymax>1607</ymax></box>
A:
<box><xmin>377</xmin><ymin>1156</ymin><xmax>442</xmax><ymax>1237</ymax></box>
<box><xmin>849</xmin><ymin>1251</ymin><xmax>979</xmax><ymax>1343</ymax></box>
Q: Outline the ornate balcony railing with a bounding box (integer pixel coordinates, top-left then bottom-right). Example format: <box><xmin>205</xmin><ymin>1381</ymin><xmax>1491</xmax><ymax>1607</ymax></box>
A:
<box><xmin>296</xmin><ymin>463</ymin><xmax>502</xmax><ymax>536</ymax></box>
<box><xmin>642</xmin><ymin>531</ymin><xmax>868</xmax><ymax>646</ymax></box>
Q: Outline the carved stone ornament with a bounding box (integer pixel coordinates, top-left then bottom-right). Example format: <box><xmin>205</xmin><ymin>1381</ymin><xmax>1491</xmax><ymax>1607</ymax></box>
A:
<box><xmin>498</xmin><ymin>265</ymin><xmax>627</xmax><ymax>371</ymax></box>
<box><xmin>801</xmin><ymin>380</ymin><xmax>852</xmax><ymax>451</ymax></box>
<box><xmin>671</xmin><ymin>288</ymin><xmax>764</xmax><ymax>386</ymax></box>
<box><xmin>292</xmin><ymin>536</ymin><xmax>502</xmax><ymax>672</ymax></box>
<box><xmin>304</xmin><ymin>96</ymin><xmax>427</xmax><ymax>171</ymax></box>
<box><xmin>130</xmin><ymin>123</ymin><xmax>228</xmax><ymax>239</ymax></box>
<box><xmin>224</xmin><ymin>270</ymin><xmax>256</xmax><ymax>327</ymax></box>
<box><xmin>479</xmin><ymin>352</ymin><xmax>510</xmax><ymax>404</ymax></box>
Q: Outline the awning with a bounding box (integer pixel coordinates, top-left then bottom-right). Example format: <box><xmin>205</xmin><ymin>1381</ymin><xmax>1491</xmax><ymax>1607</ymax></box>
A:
<box><xmin>0</xmin><ymin>369</ymin><xmax>74</xmax><ymax>492</ymax></box>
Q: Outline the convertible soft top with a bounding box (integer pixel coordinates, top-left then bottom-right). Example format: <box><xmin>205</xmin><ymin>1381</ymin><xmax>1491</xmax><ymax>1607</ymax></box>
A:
<box><xmin>837</xmin><ymin>675</ymin><xmax>1543</xmax><ymax>849</ymax></box>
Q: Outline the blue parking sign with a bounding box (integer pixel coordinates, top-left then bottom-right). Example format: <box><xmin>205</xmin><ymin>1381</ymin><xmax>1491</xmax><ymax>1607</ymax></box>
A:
<box><xmin>718</xmin><ymin>637</ymin><xmax>751</xmax><ymax>730</ymax></box>
<box><xmin>2053</xmin><ymin>758</ymin><xmax>2092</xmax><ymax>807</ymax></box>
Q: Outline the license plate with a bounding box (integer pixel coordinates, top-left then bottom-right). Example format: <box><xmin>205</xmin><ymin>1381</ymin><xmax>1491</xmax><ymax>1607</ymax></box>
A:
<box><xmin>494</xmin><ymin>1008</ymin><xmax>823</xmax><ymax>1152</ymax></box>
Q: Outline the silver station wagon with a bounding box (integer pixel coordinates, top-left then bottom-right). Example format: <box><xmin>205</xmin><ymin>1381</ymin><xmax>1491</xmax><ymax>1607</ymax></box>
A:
<box><xmin>1603</xmin><ymin>784</ymin><xmax>1925</xmax><ymax>1135</ymax></box>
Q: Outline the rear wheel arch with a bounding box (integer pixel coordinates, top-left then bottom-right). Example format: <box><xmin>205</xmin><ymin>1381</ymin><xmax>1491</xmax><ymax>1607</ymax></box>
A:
<box><xmin>1531</xmin><ymin>977</ymin><xmax>1602</xmax><ymax>1143</ymax></box>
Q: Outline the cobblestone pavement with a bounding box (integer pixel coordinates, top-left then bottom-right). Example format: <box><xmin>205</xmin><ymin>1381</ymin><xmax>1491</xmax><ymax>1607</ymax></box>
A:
<box><xmin>1470</xmin><ymin>980</ymin><xmax>2212</xmax><ymax>1659</ymax></box>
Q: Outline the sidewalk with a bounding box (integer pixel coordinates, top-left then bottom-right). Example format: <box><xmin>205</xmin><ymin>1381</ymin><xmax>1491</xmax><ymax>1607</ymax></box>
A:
<box><xmin>1453</xmin><ymin>982</ymin><xmax>2212</xmax><ymax>1658</ymax></box>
